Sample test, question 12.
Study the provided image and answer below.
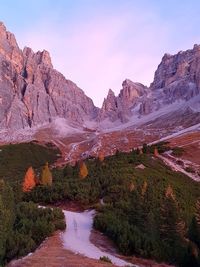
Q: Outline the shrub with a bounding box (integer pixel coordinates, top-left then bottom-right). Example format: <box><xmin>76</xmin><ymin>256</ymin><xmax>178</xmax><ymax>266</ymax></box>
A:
<box><xmin>99</xmin><ymin>256</ymin><xmax>112</xmax><ymax>263</ymax></box>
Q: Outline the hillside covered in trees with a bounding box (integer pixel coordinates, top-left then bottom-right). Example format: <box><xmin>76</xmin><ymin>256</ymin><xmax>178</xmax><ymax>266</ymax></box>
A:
<box><xmin>1</xmin><ymin>141</ymin><xmax>200</xmax><ymax>266</ymax></box>
<box><xmin>24</xmin><ymin>142</ymin><xmax>200</xmax><ymax>267</ymax></box>
<box><xmin>0</xmin><ymin>142</ymin><xmax>65</xmax><ymax>266</ymax></box>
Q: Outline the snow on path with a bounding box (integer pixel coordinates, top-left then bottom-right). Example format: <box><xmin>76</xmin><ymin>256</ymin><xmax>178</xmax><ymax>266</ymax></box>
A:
<box><xmin>158</xmin><ymin>155</ymin><xmax>200</xmax><ymax>181</ymax></box>
<box><xmin>62</xmin><ymin>210</ymin><xmax>137</xmax><ymax>267</ymax></box>
<box><xmin>150</xmin><ymin>123</ymin><xmax>200</xmax><ymax>145</ymax></box>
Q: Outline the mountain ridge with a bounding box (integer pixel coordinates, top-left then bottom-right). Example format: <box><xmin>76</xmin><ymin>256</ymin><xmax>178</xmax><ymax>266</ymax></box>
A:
<box><xmin>0</xmin><ymin>22</ymin><xmax>98</xmax><ymax>131</ymax></box>
<box><xmin>0</xmin><ymin>21</ymin><xmax>200</xmax><ymax>163</ymax></box>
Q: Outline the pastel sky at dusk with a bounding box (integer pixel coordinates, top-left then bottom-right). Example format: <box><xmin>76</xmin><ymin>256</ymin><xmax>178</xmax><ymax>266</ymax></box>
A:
<box><xmin>0</xmin><ymin>0</ymin><xmax>200</xmax><ymax>107</ymax></box>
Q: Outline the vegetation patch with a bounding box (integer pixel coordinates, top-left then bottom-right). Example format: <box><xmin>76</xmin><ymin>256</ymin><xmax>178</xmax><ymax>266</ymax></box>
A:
<box><xmin>99</xmin><ymin>256</ymin><xmax>112</xmax><ymax>263</ymax></box>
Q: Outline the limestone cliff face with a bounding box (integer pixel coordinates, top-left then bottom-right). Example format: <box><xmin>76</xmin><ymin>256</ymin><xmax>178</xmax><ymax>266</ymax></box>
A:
<box><xmin>0</xmin><ymin>22</ymin><xmax>98</xmax><ymax>130</ymax></box>
<box><xmin>98</xmin><ymin>80</ymin><xmax>147</xmax><ymax>123</ymax></box>
<box><xmin>99</xmin><ymin>45</ymin><xmax>200</xmax><ymax>123</ymax></box>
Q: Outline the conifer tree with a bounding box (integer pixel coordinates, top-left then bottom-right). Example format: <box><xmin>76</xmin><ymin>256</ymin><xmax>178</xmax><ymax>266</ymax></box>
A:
<box><xmin>0</xmin><ymin>183</ymin><xmax>15</xmax><ymax>265</ymax></box>
<box><xmin>188</xmin><ymin>198</ymin><xmax>200</xmax><ymax>248</ymax></box>
<box><xmin>160</xmin><ymin>185</ymin><xmax>185</xmax><ymax>246</ymax></box>
<box><xmin>41</xmin><ymin>162</ymin><xmax>52</xmax><ymax>186</ymax></box>
<box><xmin>0</xmin><ymin>196</ymin><xmax>6</xmax><ymax>264</ymax></box>
<box><xmin>22</xmin><ymin>167</ymin><xmax>36</xmax><ymax>192</ymax></box>
<box><xmin>195</xmin><ymin>198</ymin><xmax>200</xmax><ymax>226</ymax></box>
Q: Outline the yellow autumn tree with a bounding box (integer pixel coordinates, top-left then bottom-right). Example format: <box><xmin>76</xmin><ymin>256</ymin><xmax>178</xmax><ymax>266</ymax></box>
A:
<box><xmin>22</xmin><ymin>166</ymin><xmax>36</xmax><ymax>192</ymax></box>
<box><xmin>165</xmin><ymin>184</ymin><xmax>176</xmax><ymax>201</ymax></box>
<box><xmin>141</xmin><ymin>181</ymin><xmax>148</xmax><ymax>196</ymax></box>
<box><xmin>79</xmin><ymin>161</ymin><xmax>88</xmax><ymax>179</ymax></box>
<box><xmin>41</xmin><ymin>162</ymin><xmax>52</xmax><ymax>186</ymax></box>
<box><xmin>129</xmin><ymin>181</ymin><xmax>135</xmax><ymax>192</ymax></box>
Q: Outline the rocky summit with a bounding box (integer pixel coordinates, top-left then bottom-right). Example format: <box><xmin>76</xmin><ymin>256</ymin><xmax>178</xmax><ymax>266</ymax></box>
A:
<box><xmin>0</xmin><ymin>22</ymin><xmax>98</xmax><ymax>131</ymax></box>
<box><xmin>98</xmin><ymin>45</ymin><xmax>200</xmax><ymax>123</ymax></box>
<box><xmin>0</xmin><ymin>21</ymin><xmax>200</xmax><ymax>136</ymax></box>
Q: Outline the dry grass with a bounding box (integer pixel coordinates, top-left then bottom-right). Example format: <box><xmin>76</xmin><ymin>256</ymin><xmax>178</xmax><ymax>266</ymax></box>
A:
<box><xmin>169</xmin><ymin>132</ymin><xmax>200</xmax><ymax>165</ymax></box>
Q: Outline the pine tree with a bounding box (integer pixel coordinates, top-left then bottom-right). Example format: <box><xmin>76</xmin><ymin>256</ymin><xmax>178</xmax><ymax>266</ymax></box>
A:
<box><xmin>188</xmin><ymin>216</ymin><xmax>199</xmax><ymax>246</ymax></box>
<box><xmin>41</xmin><ymin>162</ymin><xmax>52</xmax><ymax>186</ymax></box>
<box><xmin>79</xmin><ymin>161</ymin><xmax>88</xmax><ymax>179</ymax></box>
<box><xmin>159</xmin><ymin>185</ymin><xmax>185</xmax><ymax>246</ymax></box>
<box><xmin>188</xmin><ymin>198</ymin><xmax>200</xmax><ymax>248</ymax></box>
<box><xmin>195</xmin><ymin>198</ymin><xmax>200</xmax><ymax>226</ymax></box>
<box><xmin>0</xmin><ymin>183</ymin><xmax>15</xmax><ymax>265</ymax></box>
<box><xmin>22</xmin><ymin>166</ymin><xmax>36</xmax><ymax>192</ymax></box>
<box><xmin>0</xmin><ymin>196</ymin><xmax>6</xmax><ymax>264</ymax></box>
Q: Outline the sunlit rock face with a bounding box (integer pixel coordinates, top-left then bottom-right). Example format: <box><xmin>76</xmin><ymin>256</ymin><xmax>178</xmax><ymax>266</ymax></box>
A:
<box><xmin>0</xmin><ymin>22</ymin><xmax>98</xmax><ymax>130</ymax></box>
<box><xmin>98</xmin><ymin>80</ymin><xmax>147</xmax><ymax>123</ymax></box>
<box><xmin>98</xmin><ymin>45</ymin><xmax>200</xmax><ymax>123</ymax></box>
<box><xmin>0</xmin><ymin>21</ymin><xmax>200</xmax><ymax>132</ymax></box>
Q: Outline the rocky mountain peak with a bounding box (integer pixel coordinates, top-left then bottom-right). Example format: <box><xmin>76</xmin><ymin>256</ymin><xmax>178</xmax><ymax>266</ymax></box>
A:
<box><xmin>98</xmin><ymin>80</ymin><xmax>147</xmax><ymax>123</ymax></box>
<box><xmin>97</xmin><ymin>88</ymin><xmax>118</xmax><ymax>122</ymax></box>
<box><xmin>120</xmin><ymin>79</ymin><xmax>146</xmax><ymax>101</ymax></box>
<box><xmin>0</xmin><ymin>21</ymin><xmax>7</xmax><ymax>35</ymax></box>
<box><xmin>23</xmin><ymin>47</ymin><xmax>53</xmax><ymax>68</ymax></box>
<box><xmin>107</xmin><ymin>88</ymin><xmax>115</xmax><ymax>97</ymax></box>
<box><xmin>0</xmin><ymin>22</ymin><xmax>22</xmax><ymax>71</ymax></box>
<box><xmin>0</xmin><ymin>22</ymin><xmax>98</xmax><ymax>131</ymax></box>
<box><xmin>151</xmin><ymin>44</ymin><xmax>200</xmax><ymax>90</ymax></box>
<box><xmin>0</xmin><ymin>22</ymin><xmax>19</xmax><ymax>51</ymax></box>
<box><xmin>35</xmin><ymin>50</ymin><xmax>52</xmax><ymax>68</ymax></box>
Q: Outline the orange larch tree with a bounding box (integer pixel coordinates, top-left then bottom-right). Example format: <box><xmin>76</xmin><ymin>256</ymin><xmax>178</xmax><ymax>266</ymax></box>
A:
<box><xmin>22</xmin><ymin>166</ymin><xmax>36</xmax><ymax>192</ymax></box>
<box><xmin>79</xmin><ymin>161</ymin><xmax>88</xmax><ymax>179</ymax></box>
<box><xmin>98</xmin><ymin>151</ymin><xmax>105</xmax><ymax>162</ymax></box>
<box><xmin>154</xmin><ymin>147</ymin><xmax>159</xmax><ymax>157</ymax></box>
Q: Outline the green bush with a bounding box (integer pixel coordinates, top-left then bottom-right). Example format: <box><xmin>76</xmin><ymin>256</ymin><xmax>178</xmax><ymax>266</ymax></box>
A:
<box><xmin>99</xmin><ymin>256</ymin><xmax>112</xmax><ymax>263</ymax></box>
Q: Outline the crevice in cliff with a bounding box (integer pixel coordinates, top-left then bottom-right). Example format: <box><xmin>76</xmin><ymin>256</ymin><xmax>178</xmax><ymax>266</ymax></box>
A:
<box><xmin>27</xmin><ymin>114</ymin><xmax>32</xmax><ymax>127</ymax></box>
<box><xmin>50</xmin><ymin>97</ymin><xmax>58</xmax><ymax>114</ymax></box>
<box><xmin>21</xmin><ymin>83</ymin><xmax>27</xmax><ymax>98</ymax></box>
<box><xmin>44</xmin><ymin>79</ymin><xmax>50</xmax><ymax>94</ymax></box>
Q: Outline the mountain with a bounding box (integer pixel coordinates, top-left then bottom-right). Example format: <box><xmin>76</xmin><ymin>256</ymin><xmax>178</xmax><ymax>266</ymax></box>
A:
<box><xmin>0</xmin><ymin>21</ymin><xmax>200</xmax><ymax>163</ymax></box>
<box><xmin>0</xmin><ymin>22</ymin><xmax>98</xmax><ymax>131</ymax></box>
<box><xmin>98</xmin><ymin>80</ymin><xmax>147</xmax><ymax>123</ymax></box>
<box><xmin>98</xmin><ymin>45</ymin><xmax>200</xmax><ymax>125</ymax></box>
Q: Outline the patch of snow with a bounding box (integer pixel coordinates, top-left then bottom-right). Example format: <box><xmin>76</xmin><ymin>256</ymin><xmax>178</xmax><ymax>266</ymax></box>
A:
<box><xmin>62</xmin><ymin>210</ymin><xmax>137</xmax><ymax>267</ymax></box>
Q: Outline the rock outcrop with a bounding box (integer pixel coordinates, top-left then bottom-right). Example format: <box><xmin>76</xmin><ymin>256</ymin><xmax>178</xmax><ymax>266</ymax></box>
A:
<box><xmin>0</xmin><ymin>22</ymin><xmax>98</xmax><ymax>130</ymax></box>
<box><xmin>99</xmin><ymin>45</ymin><xmax>200</xmax><ymax>123</ymax></box>
<box><xmin>98</xmin><ymin>79</ymin><xmax>147</xmax><ymax>123</ymax></box>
